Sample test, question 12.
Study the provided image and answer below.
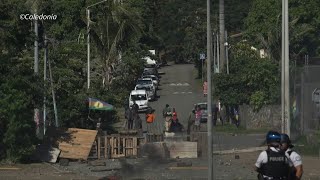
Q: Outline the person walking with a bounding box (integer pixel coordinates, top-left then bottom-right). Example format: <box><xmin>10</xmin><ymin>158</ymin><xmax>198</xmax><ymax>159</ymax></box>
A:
<box><xmin>131</xmin><ymin>100</ymin><xmax>139</xmax><ymax>114</ymax></box>
<box><xmin>254</xmin><ymin>131</ymin><xmax>290</xmax><ymax>180</ymax></box>
<box><xmin>162</xmin><ymin>104</ymin><xmax>172</xmax><ymax>132</ymax></box>
<box><xmin>133</xmin><ymin>111</ymin><xmax>142</xmax><ymax>130</ymax></box>
<box><xmin>280</xmin><ymin>134</ymin><xmax>303</xmax><ymax>180</ymax></box>
<box><xmin>193</xmin><ymin>105</ymin><xmax>202</xmax><ymax>131</ymax></box>
<box><xmin>187</xmin><ymin>110</ymin><xmax>196</xmax><ymax>140</ymax></box>
<box><xmin>146</xmin><ymin>108</ymin><xmax>155</xmax><ymax>133</ymax></box>
<box><xmin>172</xmin><ymin>108</ymin><xmax>178</xmax><ymax>122</ymax></box>
<box><xmin>234</xmin><ymin>108</ymin><xmax>240</xmax><ymax>128</ymax></box>
<box><xmin>125</xmin><ymin>107</ymin><xmax>133</xmax><ymax>130</ymax></box>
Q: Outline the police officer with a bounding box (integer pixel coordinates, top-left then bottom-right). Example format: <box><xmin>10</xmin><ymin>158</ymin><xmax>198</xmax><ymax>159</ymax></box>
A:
<box><xmin>254</xmin><ymin>131</ymin><xmax>290</xmax><ymax>180</ymax></box>
<box><xmin>280</xmin><ymin>134</ymin><xmax>303</xmax><ymax>180</ymax></box>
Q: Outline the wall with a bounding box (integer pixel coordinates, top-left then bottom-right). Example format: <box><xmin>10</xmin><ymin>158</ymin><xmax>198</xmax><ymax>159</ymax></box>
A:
<box><xmin>239</xmin><ymin>105</ymin><xmax>281</xmax><ymax>131</ymax></box>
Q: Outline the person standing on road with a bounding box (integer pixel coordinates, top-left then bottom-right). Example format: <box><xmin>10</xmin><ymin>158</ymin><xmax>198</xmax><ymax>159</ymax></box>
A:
<box><xmin>125</xmin><ymin>107</ymin><xmax>133</xmax><ymax>130</ymax></box>
<box><xmin>172</xmin><ymin>108</ymin><xmax>178</xmax><ymax>122</ymax></box>
<box><xmin>193</xmin><ymin>105</ymin><xmax>202</xmax><ymax>131</ymax></box>
<box><xmin>254</xmin><ymin>131</ymin><xmax>290</xmax><ymax>180</ymax></box>
<box><xmin>146</xmin><ymin>108</ymin><xmax>155</xmax><ymax>133</ymax></box>
<box><xmin>187</xmin><ymin>110</ymin><xmax>196</xmax><ymax>139</ymax></box>
<box><xmin>162</xmin><ymin>104</ymin><xmax>172</xmax><ymax>132</ymax></box>
<box><xmin>132</xmin><ymin>100</ymin><xmax>139</xmax><ymax>114</ymax></box>
<box><xmin>280</xmin><ymin>134</ymin><xmax>303</xmax><ymax>180</ymax></box>
<box><xmin>133</xmin><ymin>111</ymin><xmax>142</xmax><ymax>130</ymax></box>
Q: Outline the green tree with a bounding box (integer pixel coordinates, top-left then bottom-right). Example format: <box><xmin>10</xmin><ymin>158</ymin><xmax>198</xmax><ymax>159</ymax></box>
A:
<box><xmin>245</xmin><ymin>0</ymin><xmax>320</xmax><ymax>62</ymax></box>
<box><xmin>214</xmin><ymin>41</ymin><xmax>280</xmax><ymax>110</ymax></box>
<box><xmin>0</xmin><ymin>0</ymin><xmax>42</xmax><ymax>161</ymax></box>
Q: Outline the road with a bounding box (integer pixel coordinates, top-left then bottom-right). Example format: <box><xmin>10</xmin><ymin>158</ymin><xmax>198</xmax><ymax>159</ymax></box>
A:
<box><xmin>141</xmin><ymin>63</ymin><xmax>265</xmax><ymax>151</ymax></box>
<box><xmin>142</xmin><ymin>63</ymin><xmax>204</xmax><ymax>134</ymax></box>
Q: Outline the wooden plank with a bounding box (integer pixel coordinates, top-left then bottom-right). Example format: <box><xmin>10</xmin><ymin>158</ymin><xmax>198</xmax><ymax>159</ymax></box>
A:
<box><xmin>104</xmin><ymin>136</ymin><xmax>107</xmax><ymax>158</ymax></box>
<box><xmin>97</xmin><ymin>137</ymin><xmax>101</xmax><ymax>159</ymax></box>
<box><xmin>117</xmin><ymin>136</ymin><xmax>120</xmax><ymax>156</ymax></box>
<box><xmin>58</xmin><ymin>128</ymin><xmax>98</xmax><ymax>160</ymax></box>
<box><xmin>133</xmin><ymin>137</ymin><xmax>137</xmax><ymax>156</ymax></box>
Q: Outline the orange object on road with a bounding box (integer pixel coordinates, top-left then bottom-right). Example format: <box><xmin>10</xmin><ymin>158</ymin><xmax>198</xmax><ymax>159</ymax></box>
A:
<box><xmin>146</xmin><ymin>113</ymin><xmax>155</xmax><ymax>123</ymax></box>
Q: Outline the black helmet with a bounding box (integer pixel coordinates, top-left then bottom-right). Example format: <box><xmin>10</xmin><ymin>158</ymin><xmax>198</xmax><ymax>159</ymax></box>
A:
<box><xmin>166</xmin><ymin>104</ymin><xmax>169</xmax><ymax>107</ymax></box>
<box><xmin>266</xmin><ymin>131</ymin><xmax>281</xmax><ymax>144</ymax></box>
<box><xmin>280</xmin><ymin>133</ymin><xmax>291</xmax><ymax>144</ymax></box>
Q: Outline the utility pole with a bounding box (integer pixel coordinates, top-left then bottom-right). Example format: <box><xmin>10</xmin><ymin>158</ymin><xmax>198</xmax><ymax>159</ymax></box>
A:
<box><xmin>86</xmin><ymin>0</ymin><xmax>108</xmax><ymax>90</ymax></box>
<box><xmin>216</xmin><ymin>33</ymin><xmax>220</xmax><ymax>73</ymax></box>
<box><xmin>34</xmin><ymin>8</ymin><xmax>40</xmax><ymax>137</ymax></box>
<box><xmin>219</xmin><ymin>0</ymin><xmax>225</xmax><ymax>73</ymax></box>
<box><xmin>284</xmin><ymin>0</ymin><xmax>290</xmax><ymax>137</ymax></box>
<box><xmin>207</xmin><ymin>0</ymin><xmax>213</xmax><ymax>179</ymax></box>
<box><xmin>212</xmin><ymin>32</ymin><xmax>216</xmax><ymax>73</ymax></box>
<box><xmin>281</xmin><ymin>0</ymin><xmax>285</xmax><ymax>134</ymax></box>
<box><xmin>48</xmin><ymin>56</ymin><xmax>59</xmax><ymax>127</ymax></box>
<box><xmin>87</xmin><ymin>8</ymin><xmax>91</xmax><ymax>90</ymax></box>
<box><xmin>43</xmin><ymin>35</ymin><xmax>47</xmax><ymax>134</ymax></box>
<box><xmin>225</xmin><ymin>30</ymin><xmax>229</xmax><ymax>74</ymax></box>
<box><xmin>281</xmin><ymin>0</ymin><xmax>290</xmax><ymax>136</ymax></box>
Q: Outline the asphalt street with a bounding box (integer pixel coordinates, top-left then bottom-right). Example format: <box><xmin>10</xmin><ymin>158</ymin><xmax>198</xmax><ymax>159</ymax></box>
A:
<box><xmin>141</xmin><ymin>63</ymin><xmax>265</xmax><ymax>150</ymax></box>
<box><xmin>141</xmin><ymin>63</ymin><xmax>205</xmax><ymax>134</ymax></box>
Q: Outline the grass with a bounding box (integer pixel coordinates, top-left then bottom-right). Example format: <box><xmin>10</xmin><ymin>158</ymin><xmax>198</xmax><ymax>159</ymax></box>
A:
<box><xmin>294</xmin><ymin>132</ymin><xmax>320</xmax><ymax>156</ymax></box>
<box><xmin>213</xmin><ymin>123</ymin><xmax>268</xmax><ymax>134</ymax></box>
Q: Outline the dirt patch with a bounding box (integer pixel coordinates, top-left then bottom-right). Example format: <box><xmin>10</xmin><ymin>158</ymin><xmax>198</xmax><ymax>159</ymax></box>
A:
<box><xmin>1</xmin><ymin>153</ymin><xmax>319</xmax><ymax>180</ymax></box>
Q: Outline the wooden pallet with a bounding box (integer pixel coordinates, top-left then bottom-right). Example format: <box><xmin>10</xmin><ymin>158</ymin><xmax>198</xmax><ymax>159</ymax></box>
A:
<box><xmin>145</xmin><ymin>133</ymin><xmax>164</xmax><ymax>143</ymax></box>
<box><xmin>95</xmin><ymin>135</ymin><xmax>145</xmax><ymax>159</ymax></box>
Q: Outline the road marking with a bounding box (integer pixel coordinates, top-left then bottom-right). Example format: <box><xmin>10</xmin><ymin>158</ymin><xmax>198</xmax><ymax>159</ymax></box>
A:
<box><xmin>169</xmin><ymin>83</ymin><xmax>190</xmax><ymax>86</ymax></box>
<box><xmin>172</xmin><ymin>92</ymin><xmax>193</xmax><ymax>94</ymax></box>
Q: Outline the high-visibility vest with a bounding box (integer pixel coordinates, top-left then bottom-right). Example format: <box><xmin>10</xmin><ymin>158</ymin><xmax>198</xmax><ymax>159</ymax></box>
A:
<box><xmin>146</xmin><ymin>113</ymin><xmax>155</xmax><ymax>123</ymax></box>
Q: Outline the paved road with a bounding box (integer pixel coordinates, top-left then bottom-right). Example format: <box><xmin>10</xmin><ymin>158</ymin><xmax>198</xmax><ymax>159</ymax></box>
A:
<box><xmin>140</xmin><ymin>63</ymin><xmax>266</xmax><ymax>151</ymax></box>
<box><xmin>142</xmin><ymin>63</ymin><xmax>204</xmax><ymax>134</ymax></box>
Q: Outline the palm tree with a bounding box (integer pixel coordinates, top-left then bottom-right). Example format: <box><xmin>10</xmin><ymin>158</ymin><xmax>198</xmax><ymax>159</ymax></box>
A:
<box><xmin>88</xmin><ymin>1</ymin><xmax>143</xmax><ymax>88</ymax></box>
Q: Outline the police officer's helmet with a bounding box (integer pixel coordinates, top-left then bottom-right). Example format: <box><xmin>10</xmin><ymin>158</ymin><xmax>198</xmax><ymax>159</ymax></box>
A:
<box><xmin>280</xmin><ymin>133</ymin><xmax>291</xmax><ymax>144</ymax></box>
<box><xmin>266</xmin><ymin>131</ymin><xmax>281</xmax><ymax>144</ymax></box>
<box><xmin>280</xmin><ymin>133</ymin><xmax>294</xmax><ymax>148</ymax></box>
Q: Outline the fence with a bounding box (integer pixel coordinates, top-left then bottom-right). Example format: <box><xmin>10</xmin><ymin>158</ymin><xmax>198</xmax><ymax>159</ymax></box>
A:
<box><xmin>91</xmin><ymin>133</ymin><xmax>164</xmax><ymax>159</ymax></box>
<box><xmin>294</xmin><ymin>65</ymin><xmax>320</xmax><ymax>136</ymax></box>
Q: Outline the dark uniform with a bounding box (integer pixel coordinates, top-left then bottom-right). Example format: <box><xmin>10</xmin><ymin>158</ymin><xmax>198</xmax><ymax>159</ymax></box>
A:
<box><xmin>255</xmin><ymin>131</ymin><xmax>290</xmax><ymax>180</ymax></box>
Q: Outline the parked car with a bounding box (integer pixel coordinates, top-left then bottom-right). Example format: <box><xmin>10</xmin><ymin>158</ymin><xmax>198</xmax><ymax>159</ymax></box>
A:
<box><xmin>136</xmin><ymin>78</ymin><xmax>156</xmax><ymax>90</ymax></box>
<box><xmin>135</xmin><ymin>84</ymin><xmax>156</xmax><ymax>101</ymax></box>
<box><xmin>129</xmin><ymin>90</ymin><xmax>149</xmax><ymax>112</ymax></box>
<box><xmin>143</xmin><ymin>67</ymin><xmax>158</xmax><ymax>77</ymax></box>
<box><xmin>142</xmin><ymin>74</ymin><xmax>159</xmax><ymax>89</ymax></box>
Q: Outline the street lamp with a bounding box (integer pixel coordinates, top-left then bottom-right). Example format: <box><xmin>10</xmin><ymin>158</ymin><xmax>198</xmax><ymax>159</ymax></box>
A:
<box><xmin>86</xmin><ymin>0</ymin><xmax>108</xmax><ymax>90</ymax></box>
